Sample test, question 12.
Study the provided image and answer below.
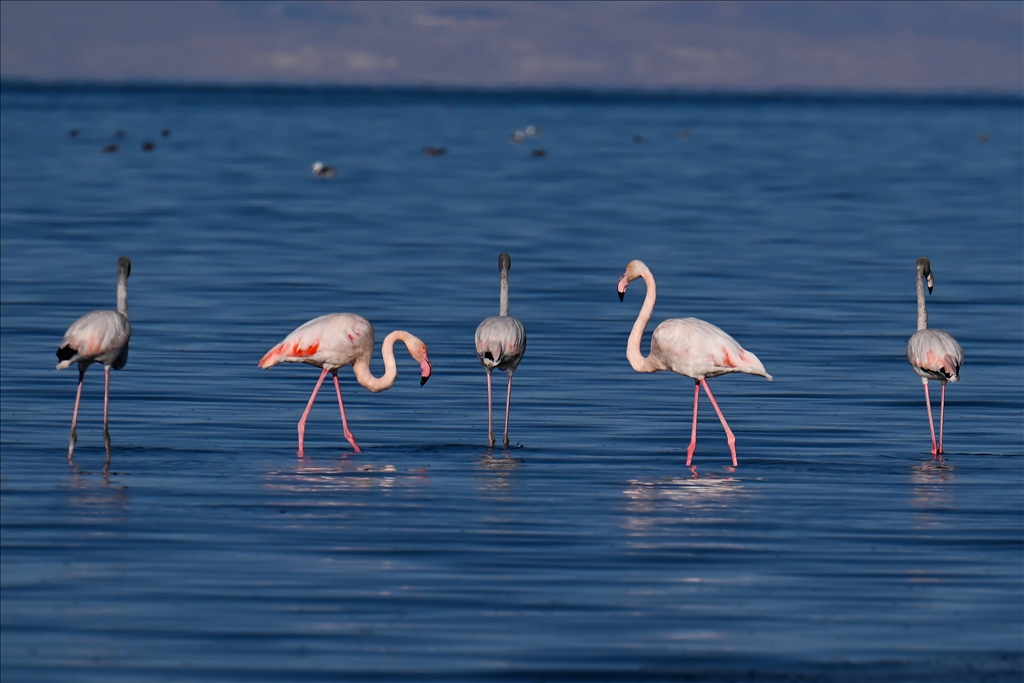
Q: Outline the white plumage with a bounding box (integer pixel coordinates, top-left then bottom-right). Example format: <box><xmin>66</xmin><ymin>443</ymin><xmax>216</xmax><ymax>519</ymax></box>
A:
<box><xmin>259</xmin><ymin>312</ymin><xmax>431</xmax><ymax>454</ymax></box>
<box><xmin>475</xmin><ymin>253</ymin><xmax>527</xmax><ymax>447</ymax></box>
<box><xmin>617</xmin><ymin>259</ymin><xmax>770</xmax><ymax>467</ymax></box>
<box><xmin>907</xmin><ymin>257</ymin><xmax>963</xmax><ymax>456</ymax></box>
<box><xmin>56</xmin><ymin>256</ymin><xmax>132</xmax><ymax>460</ymax></box>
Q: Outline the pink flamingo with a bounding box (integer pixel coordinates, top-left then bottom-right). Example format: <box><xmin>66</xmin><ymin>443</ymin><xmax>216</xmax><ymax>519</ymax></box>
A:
<box><xmin>907</xmin><ymin>257</ymin><xmax>963</xmax><ymax>456</ymax></box>
<box><xmin>259</xmin><ymin>313</ymin><xmax>432</xmax><ymax>455</ymax></box>
<box><xmin>56</xmin><ymin>256</ymin><xmax>132</xmax><ymax>460</ymax></box>
<box><xmin>617</xmin><ymin>259</ymin><xmax>771</xmax><ymax>466</ymax></box>
<box><xmin>475</xmin><ymin>253</ymin><xmax>527</xmax><ymax>447</ymax></box>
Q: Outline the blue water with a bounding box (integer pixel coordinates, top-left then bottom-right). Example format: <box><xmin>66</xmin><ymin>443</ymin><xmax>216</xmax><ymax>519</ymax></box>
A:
<box><xmin>1</xmin><ymin>85</ymin><xmax>1022</xmax><ymax>682</ymax></box>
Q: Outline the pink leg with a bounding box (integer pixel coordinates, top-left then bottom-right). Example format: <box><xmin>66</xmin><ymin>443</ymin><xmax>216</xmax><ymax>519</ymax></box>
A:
<box><xmin>331</xmin><ymin>371</ymin><xmax>361</xmax><ymax>453</ymax></box>
<box><xmin>486</xmin><ymin>371</ymin><xmax>494</xmax><ymax>448</ymax></box>
<box><xmin>700</xmin><ymin>379</ymin><xmax>737</xmax><ymax>467</ymax></box>
<box><xmin>938</xmin><ymin>382</ymin><xmax>947</xmax><ymax>455</ymax></box>
<box><xmin>922</xmin><ymin>381</ymin><xmax>938</xmax><ymax>456</ymax></box>
<box><xmin>686</xmin><ymin>381</ymin><xmax>699</xmax><ymax>466</ymax></box>
<box><xmin>103</xmin><ymin>366</ymin><xmax>112</xmax><ymax>449</ymax></box>
<box><xmin>297</xmin><ymin>367</ymin><xmax>330</xmax><ymax>456</ymax></box>
<box><xmin>503</xmin><ymin>372</ymin><xmax>514</xmax><ymax>448</ymax></box>
<box><xmin>68</xmin><ymin>366</ymin><xmax>85</xmax><ymax>460</ymax></box>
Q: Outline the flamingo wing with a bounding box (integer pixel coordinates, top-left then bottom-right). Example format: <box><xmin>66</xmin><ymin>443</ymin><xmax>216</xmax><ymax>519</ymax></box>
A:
<box><xmin>475</xmin><ymin>315</ymin><xmax>526</xmax><ymax>372</ymax></box>
<box><xmin>652</xmin><ymin>317</ymin><xmax>770</xmax><ymax>380</ymax></box>
<box><xmin>56</xmin><ymin>309</ymin><xmax>131</xmax><ymax>370</ymax></box>
<box><xmin>259</xmin><ymin>313</ymin><xmax>373</xmax><ymax>369</ymax></box>
<box><xmin>908</xmin><ymin>328</ymin><xmax>963</xmax><ymax>382</ymax></box>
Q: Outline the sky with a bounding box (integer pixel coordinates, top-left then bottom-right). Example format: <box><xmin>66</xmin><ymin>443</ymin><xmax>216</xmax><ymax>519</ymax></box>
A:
<box><xmin>1</xmin><ymin>1</ymin><xmax>1021</xmax><ymax>91</ymax></box>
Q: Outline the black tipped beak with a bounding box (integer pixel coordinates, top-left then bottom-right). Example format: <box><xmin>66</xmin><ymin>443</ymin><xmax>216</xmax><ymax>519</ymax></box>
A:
<box><xmin>420</xmin><ymin>375</ymin><xmax>429</xmax><ymax>386</ymax></box>
<box><xmin>618</xmin><ymin>290</ymin><xmax>624</xmax><ymax>302</ymax></box>
<box><xmin>927</xmin><ymin>285</ymin><xmax>933</xmax><ymax>294</ymax></box>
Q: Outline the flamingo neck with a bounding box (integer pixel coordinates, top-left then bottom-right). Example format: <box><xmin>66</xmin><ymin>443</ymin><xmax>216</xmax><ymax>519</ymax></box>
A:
<box><xmin>916</xmin><ymin>264</ymin><xmax>928</xmax><ymax>331</ymax></box>
<box><xmin>499</xmin><ymin>269</ymin><xmax>510</xmax><ymax>317</ymax></box>
<box><xmin>352</xmin><ymin>331</ymin><xmax>413</xmax><ymax>393</ymax></box>
<box><xmin>117</xmin><ymin>271</ymin><xmax>129</xmax><ymax>319</ymax></box>
<box><xmin>626</xmin><ymin>267</ymin><xmax>662</xmax><ymax>373</ymax></box>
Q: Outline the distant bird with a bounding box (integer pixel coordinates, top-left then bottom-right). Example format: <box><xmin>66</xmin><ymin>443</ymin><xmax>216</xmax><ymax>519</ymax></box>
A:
<box><xmin>69</xmin><ymin>129</ymin><xmax>80</xmax><ymax>138</ymax></box>
<box><xmin>524</xmin><ymin>125</ymin><xmax>539</xmax><ymax>137</ymax></box>
<box><xmin>141</xmin><ymin>142</ymin><xmax>155</xmax><ymax>151</ymax></box>
<box><xmin>56</xmin><ymin>256</ymin><xmax>132</xmax><ymax>459</ymax></box>
<box><xmin>907</xmin><ymin>257</ymin><xmax>963</xmax><ymax>456</ymax></box>
<box><xmin>102</xmin><ymin>144</ymin><xmax>118</xmax><ymax>154</ymax></box>
<box><xmin>530</xmin><ymin>149</ymin><xmax>546</xmax><ymax>158</ymax></box>
<box><xmin>632</xmin><ymin>134</ymin><xmax>646</xmax><ymax>143</ymax></box>
<box><xmin>617</xmin><ymin>260</ymin><xmax>771</xmax><ymax>467</ymax></box>
<box><xmin>161</xmin><ymin>128</ymin><xmax>171</xmax><ymax>138</ymax></box>
<box><xmin>422</xmin><ymin>146</ymin><xmax>447</xmax><ymax>157</ymax></box>
<box><xmin>311</xmin><ymin>161</ymin><xmax>335</xmax><ymax>178</ymax></box>
<box><xmin>259</xmin><ymin>313</ymin><xmax>432</xmax><ymax>455</ymax></box>
<box><xmin>475</xmin><ymin>253</ymin><xmax>527</xmax><ymax>448</ymax></box>
<box><xmin>508</xmin><ymin>130</ymin><xmax>525</xmax><ymax>143</ymax></box>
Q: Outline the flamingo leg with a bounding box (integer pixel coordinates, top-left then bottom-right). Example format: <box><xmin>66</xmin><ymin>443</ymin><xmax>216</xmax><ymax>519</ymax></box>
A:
<box><xmin>686</xmin><ymin>381</ymin><xmax>700</xmax><ymax>466</ymax></box>
<box><xmin>486</xmin><ymin>370</ymin><xmax>495</xmax><ymax>448</ymax></box>
<box><xmin>68</xmin><ymin>365</ymin><xmax>85</xmax><ymax>460</ymax></box>
<box><xmin>503</xmin><ymin>371</ymin><xmax>514</xmax><ymax>448</ymax></box>
<box><xmin>331</xmin><ymin>371</ymin><xmax>362</xmax><ymax>454</ymax></box>
<box><xmin>103</xmin><ymin>366</ymin><xmax>112</xmax><ymax>450</ymax></box>
<box><xmin>938</xmin><ymin>381</ymin><xmax>947</xmax><ymax>455</ymax></box>
<box><xmin>922</xmin><ymin>380</ymin><xmax>938</xmax><ymax>456</ymax></box>
<box><xmin>297</xmin><ymin>367</ymin><xmax>330</xmax><ymax>456</ymax></box>
<box><xmin>700</xmin><ymin>379</ymin><xmax>738</xmax><ymax>467</ymax></box>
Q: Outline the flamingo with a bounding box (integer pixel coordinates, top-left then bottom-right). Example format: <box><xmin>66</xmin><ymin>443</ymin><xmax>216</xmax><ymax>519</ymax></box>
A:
<box><xmin>56</xmin><ymin>256</ymin><xmax>132</xmax><ymax>460</ymax></box>
<box><xmin>475</xmin><ymin>253</ymin><xmax>527</xmax><ymax>448</ymax></box>
<box><xmin>617</xmin><ymin>260</ymin><xmax>771</xmax><ymax>467</ymax></box>
<box><xmin>907</xmin><ymin>257</ymin><xmax>963</xmax><ymax>456</ymax></box>
<box><xmin>259</xmin><ymin>313</ymin><xmax>432</xmax><ymax>455</ymax></box>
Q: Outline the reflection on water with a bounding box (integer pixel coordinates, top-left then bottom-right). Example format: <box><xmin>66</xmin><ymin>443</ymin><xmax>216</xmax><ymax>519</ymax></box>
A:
<box><xmin>265</xmin><ymin>458</ymin><xmax>432</xmax><ymax>494</ymax></box>
<box><xmin>621</xmin><ymin>470</ymin><xmax>745</xmax><ymax>538</ymax></box>
<box><xmin>474</xmin><ymin>450</ymin><xmax>525</xmax><ymax>497</ymax></box>
<box><xmin>910</xmin><ymin>458</ymin><xmax>957</xmax><ymax>518</ymax></box>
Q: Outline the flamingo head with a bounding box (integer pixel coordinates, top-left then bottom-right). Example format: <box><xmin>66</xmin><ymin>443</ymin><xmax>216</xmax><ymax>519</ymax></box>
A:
<box><xmin>917</xmin><ymin>256</ymin><xmax>934</xmax><ymax>293</ymax></box>
<box><xmin>617</xmin><ymin>259</ymin><xmax>647</xmax><ymax>301</ymax></box>
<box><xmin>118</xmin><ymin>256</ymin><xmax>131</xmax><ymax>278</ymax></box>
<box><xmin>412</xmin><ymin>341</ymin><xmax>432</xmax><ymax>386</ymax></box>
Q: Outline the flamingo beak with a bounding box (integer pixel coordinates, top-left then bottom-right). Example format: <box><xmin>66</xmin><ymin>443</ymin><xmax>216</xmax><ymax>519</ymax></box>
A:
<box><xmin>617</xmin><ymin>274</ymin><xmax>629</xmax><ymax>301</ymax></box>
<box><xmin>420</xmin><ymin>357</ymin><xmax>432</xmax><ymax>386</ymax></box>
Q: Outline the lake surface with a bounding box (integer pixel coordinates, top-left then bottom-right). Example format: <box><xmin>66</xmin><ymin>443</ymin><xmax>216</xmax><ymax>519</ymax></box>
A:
<box><xmin>1</xmin><ymin>85</ymin><xmax>1022</xmax><ymax>682</ymax></box>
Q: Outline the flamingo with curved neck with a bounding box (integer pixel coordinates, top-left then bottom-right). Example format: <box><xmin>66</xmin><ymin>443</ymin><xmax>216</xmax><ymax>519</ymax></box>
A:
<box><xmin>617</xmin><ymin>259</ymin><xmax>771</xmax><ymax>467</ymax></box>
<box><xmin>260</xmin><ymin>313</ymin><xmax>431</xmax><ymax>454</ymax></box>
<box><xmin>906</xmin><ymin>257</ymin><xmax>963</xmax><ymax>456</ymax></box>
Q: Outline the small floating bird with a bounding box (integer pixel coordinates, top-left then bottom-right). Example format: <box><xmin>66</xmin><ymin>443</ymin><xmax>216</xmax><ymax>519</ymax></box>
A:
<box><xmin>102</xmin><ymin>144</ymin><xmax>118</xmax><ymax>153</ymax></box>
<box><xmin>311</xmin><ymin>161</ymin><xmax>335</xmax><ymax>178</ymax></box>
<box><xmin>56</xmin><ymin>256</ymin><xmax>132</xmax><ymax>460</ymax></box>
<box><xmin>907</xmin><ymin>257</ymin><xmax>963</xmax><ymax>456</ymax></box>
<box><xmin>259</xmin><ymin>313</ymin><xmax>432</xmax><ymax>455</ymax></box>
<box><xmin>422</xmin><ymin>146</ymin><xmax>447</xmax><ymax>157</ymax></box>
<box><xmin>69</xmin><ymin>129</ymin><xmax>80</xmax><ymax>138</ymax></box>
<box><xmin>530</xmin><ymin>149</ymin><xmax>547</xmax><ymax>158</ymax></box>
<box><xmin>632</xmin><ymin>134</ymin><xmax>646</xmax><ymax>143</ymax></box>
<box><xmin>161</xmin><ymin>128</ymin><xmax>171</xmax><ymax>138</ymax></box>
<box><xmin>141</xmin><ymin>142</ymin><xmax>155</xmax><ymax>151</ymax></box>
<box><xmin>475</xmin><ymin>253</ymin><xmax>527</xmax><ymax>448</ymax></box>
<box><xmin>617</xmin><ymin>260</ymin><xmax>771</xmax><ymax>467</ymax></box>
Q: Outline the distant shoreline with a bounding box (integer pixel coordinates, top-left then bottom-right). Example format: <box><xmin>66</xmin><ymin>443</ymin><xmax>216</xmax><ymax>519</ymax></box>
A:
<box><xmin>2</xmin><ymin>79</ymin><xmax>1021</xmax><ymax>106</ymax></box>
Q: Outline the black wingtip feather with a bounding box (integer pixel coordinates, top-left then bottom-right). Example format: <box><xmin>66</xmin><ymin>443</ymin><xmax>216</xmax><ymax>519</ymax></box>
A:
<box><xmin>56</xmin><ymin>345</ymin><xmax>76</xmax><ymax>361</ymax></box>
